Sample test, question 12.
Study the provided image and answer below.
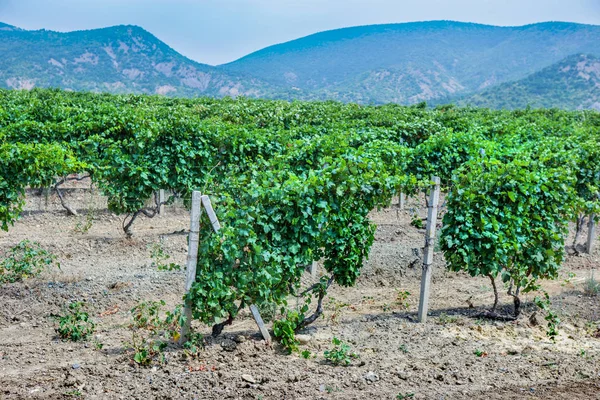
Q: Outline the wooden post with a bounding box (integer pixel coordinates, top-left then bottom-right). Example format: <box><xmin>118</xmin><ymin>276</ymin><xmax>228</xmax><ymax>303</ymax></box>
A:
<box><xmin>200</xmin><ymin>195</ymin><xmax>221</xmax><ymax>232</ymax></box>
<box><xmin>399</xmin><ymin>192</ymin><xmax>406</xmax><ymax>210</ymax></box>
<box><xmin>310</xmin><ymin>261</ymin><xmax>318</xmax><ymax>279</ymax></box>
<box><xmin>180</xmin><ymin>191</ymin><xmax>202</xmax><ymax>344</ymax></box>
<box><xmin>249</xmin><ymin>304</ymin><xmax>272</xmax><ymax>344</ymax></box>
<box><xmin>200</xmin><ymin>195</ymin><xmax>270</xmax><ymax>343</ymax></box>
<box><xmin>158</xmin><ymin>189</ymin><xmax>166</xmax><ymax>215</ymax></box>
<box><xmin>588</xmin><ymin>214</ymin><xmax>596</xmax><ymax>254</ymax></box>
<box><xmin>418</xmin><ymin>176</ymin><xmax>441</xmax><ymax>323</ymax></box>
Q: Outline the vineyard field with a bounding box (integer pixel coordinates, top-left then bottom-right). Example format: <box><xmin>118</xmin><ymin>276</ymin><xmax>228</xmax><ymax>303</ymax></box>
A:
<box><xmin>0</xmin><ymin>88</ymin><xmax>599</xmax><ymax>399</ymax></box>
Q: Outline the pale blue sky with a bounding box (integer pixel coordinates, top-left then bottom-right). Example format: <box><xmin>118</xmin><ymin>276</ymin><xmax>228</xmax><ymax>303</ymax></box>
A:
<box><xmin>1</xmin><ymin>0</ymin><xmax>599</xmax><ymax>65</ymax></box>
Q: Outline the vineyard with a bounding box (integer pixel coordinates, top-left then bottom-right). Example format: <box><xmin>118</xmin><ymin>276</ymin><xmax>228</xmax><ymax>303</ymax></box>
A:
<box><xmin>0</xmin><ymin>88</ymin><xmax>599</xmax><ymax>399</ymax></box>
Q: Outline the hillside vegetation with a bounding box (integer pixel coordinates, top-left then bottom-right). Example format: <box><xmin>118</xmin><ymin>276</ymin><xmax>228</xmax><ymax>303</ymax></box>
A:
<box><xmin>0</xmin><ymin>24</ymin><xmax>271</xmax><ymax>97</ymax></box>
<box><xmin>460</xmin><ymin>54</ymin><xmax>600</xmax><ymax>110</ymax></box>
<box><xmin>222</xmin><ymin>21</ymin><xmax>600</xmax><ymax>104</ymax></box>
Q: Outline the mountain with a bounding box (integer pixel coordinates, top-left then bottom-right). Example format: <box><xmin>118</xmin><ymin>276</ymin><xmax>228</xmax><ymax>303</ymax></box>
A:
<box><xmin>0</xmin><ymin>24</ymin><xmax>271</xmax><ymax>97</ymax></box>
<box><xmin>221</xmin><ymin>21</ymin><xmax>600</xmax><ymax>104</ymax></box>
<box><xmin>3</xmin><ymin>20</ymin><xmax>600</xmax><ymax>108</ymax></box>
<box><xmin>458</xmin><ymin>54</ymin><xmax>600</xmax><ymax>110</ymax></box>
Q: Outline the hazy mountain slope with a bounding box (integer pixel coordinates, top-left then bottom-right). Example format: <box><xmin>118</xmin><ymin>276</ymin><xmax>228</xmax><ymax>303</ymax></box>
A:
<box><xmin>221</xmin><ymin>21</ymin><xmax>600</xmax><ymax>104</ymax></box>
<box><xmin>0</xmin><ymin>24</ymin><xmax>271</xmax><ymax>97</ymax></box>
<box><xmin>460</xmin><ymin>54</ymin><xmax>600</xmax><ymax>110</ymax></box>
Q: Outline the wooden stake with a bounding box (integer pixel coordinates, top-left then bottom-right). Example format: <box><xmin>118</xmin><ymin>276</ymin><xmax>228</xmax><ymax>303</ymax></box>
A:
<box><xmin>200</xmin><ymin>194</ymin><xmax>270</xmax><ymax>342</ymax></box>
<box><xmin>588</xmin><ymin>214</ymin><xmax>596</xmax><ymax>254</ymax></box>
<box><xmin>418</xmin><ymin>176</ymin><xmax>441</xmax><ymax>323</ymax></box>
<box><xmin>250</xmin><ymin>304</ymin><xmax>272</xmax><ymax>344</ymax></box>
<box><xmin>201</xmin><ymin>195</ymin><xmax>221</xmax><ymax>232</ymax></box>
<box><xmin>310</xmin><ymin>260</ymin><xmax>318</xmax><ymax>279</ymax></box>
<box><xmin>399</xmin><ymin>192</ymin><xmax>406</xmax><ymax>210</ymax></box>
<box><xmin>158</xmin><ymin>189</ymin><xmax>166</xmax><ymax>215</ymax></box>
<box><xmin>180</xmin><ymin>191</ymin><xmax>202</xmax><ymax>344</ymax></box>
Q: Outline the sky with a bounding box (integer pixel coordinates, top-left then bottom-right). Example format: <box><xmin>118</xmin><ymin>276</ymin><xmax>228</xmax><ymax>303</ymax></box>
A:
<box><xmin>1</xmin><ymin>0</ymin><xmax>600</xmax><ymax>65</ymax></box>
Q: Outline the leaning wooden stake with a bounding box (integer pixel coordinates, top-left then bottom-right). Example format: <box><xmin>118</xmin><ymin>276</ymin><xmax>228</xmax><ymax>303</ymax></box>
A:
<box><xmin>588</xmin><ymin>214</ymin><xmax>596</xmax><ymax>254</ymax></box>
<box><xmin>200</xmin><ymin>195</ymin><xmax>271</xmax><ymax>343</ymax></box>
<box><xmin>418</xmin><ymin>176</ymin><xmax>441</xmax><ymax>323</ymax></box>
<box><xmin>180</xmin><ymin>191</ymin><xmax>202</xmax><ymax>344</ymax></box>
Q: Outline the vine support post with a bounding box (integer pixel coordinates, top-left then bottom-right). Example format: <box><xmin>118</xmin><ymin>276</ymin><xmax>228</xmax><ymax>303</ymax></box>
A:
<box><xmin>158</xmin><ymin>189</ymin><xmax>166</xmax><ymax>215</ymax></box>
<box><xmin>200</xmin><ymin>195</ymin><xmax>271</xmax><ymax>343</ymax></box>
<box><xmin>418</xmin><ymin>176</ymin><xmax>440</xmax><ymax>323</ymax></box>
<box><xmin>180</xmin><ymin>191</ymin><xmax>202</xmax><ymax>345</ymax></box>
<box><xmin>399</xmin><ymin>192</ymin><xmax>406</xmax><ymax>210</ymax></box>
<box><xmin>310</xmin><ymin>261</ymin><xmax>318</xmax><ymax>279</ymax></box>
<box><xmin>588</xmin><ymin>214</ymin><xmax>596</xmax><ymax>254</ymax></box>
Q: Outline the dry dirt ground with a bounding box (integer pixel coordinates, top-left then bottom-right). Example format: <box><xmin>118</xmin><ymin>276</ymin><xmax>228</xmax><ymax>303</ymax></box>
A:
<box><xmin>0</xmin><ymin>190</ymin><xmax>599</xmax><ymax>400</ymax></box>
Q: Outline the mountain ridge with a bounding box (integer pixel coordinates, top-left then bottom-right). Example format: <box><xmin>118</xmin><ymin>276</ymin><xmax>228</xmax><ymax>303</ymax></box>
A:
<box><xmin>2</xmin><ymin>20</ymin><xmax>600</xmax><ymax>108</ymax></box>
<box><xmin>0</xmin><ymin>22</ymin><xmax>274</xmax><ymax>97</ymax></box>
<box><xmin>458</xmin><ymin>53</ymin><xmax>600</xmax><ymax>110</ymax></box>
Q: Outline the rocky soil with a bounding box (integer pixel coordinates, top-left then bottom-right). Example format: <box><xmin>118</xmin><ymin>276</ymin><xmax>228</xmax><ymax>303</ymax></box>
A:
<box><xmin>0</xmin><ymin>190</ymin><xmax>599</xmax><ymax>399</ymax></box>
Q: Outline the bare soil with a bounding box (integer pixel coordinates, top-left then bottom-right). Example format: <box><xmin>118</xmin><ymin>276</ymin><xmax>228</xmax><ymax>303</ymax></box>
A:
<box><xmin>1</xmin><ymin>190</ymin><xmax>599</xmax><ymax>400</ymax></box>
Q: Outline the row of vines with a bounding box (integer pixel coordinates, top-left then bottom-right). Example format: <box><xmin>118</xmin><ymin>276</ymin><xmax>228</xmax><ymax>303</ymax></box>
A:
<box><xmin>1</xmin><ymin>88</ymin><xmax>599</xmax><ymax>343</ymax></box>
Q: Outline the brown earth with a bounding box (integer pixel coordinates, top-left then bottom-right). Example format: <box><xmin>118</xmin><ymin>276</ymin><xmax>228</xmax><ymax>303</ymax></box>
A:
<box><xmin>0</xmin><ymin>190</ymin><xmax>599</xmax><ymax>400</ymax></box>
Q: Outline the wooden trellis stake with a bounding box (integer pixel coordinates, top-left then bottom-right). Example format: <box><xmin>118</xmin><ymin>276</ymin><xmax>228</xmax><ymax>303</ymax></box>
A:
<box><xmin>399</xmin><ymin>192</ymin><xmax>406</xmax><ymax>210</ymax></box>
<box><xmin>310</xmin><ymin>260</ymin><xmax>318</xmax><ymax>279</ymax></box>
<box><xmin>181</xmin><ymin>194</ymin><xmax>271</xmax><ymax>343</ymax></box>
<box><xmin>180</xmin><ymin>191</ymin><xmax>202</xmax><ymax>344</ymax></box>
<box><xmin>158</xmin><ymin>189</ymin><xmax>166</xmax><ymax>215</ymax></box>
<box><xmin>417</xmin><ymin>176</ymin><xmax>441</xmax><ymax>323</ymax></box>
<box><xmin>588</xmin><ymin>214</ymin><xmax>596</xmax><ymax>254</ymax></box>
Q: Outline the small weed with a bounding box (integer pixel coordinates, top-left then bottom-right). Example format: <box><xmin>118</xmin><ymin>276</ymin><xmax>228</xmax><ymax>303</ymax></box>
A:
<box><xmin>437</xmin><ymin>312</ymin><xmax>458</xmax><ymax>325</ymax></box>
<box><xmin>182</xmin><ymin>332</ymin><xmax>204</xmax><ymax>360</ymax></box>
<box><xmin>55</xmin><ymin>301</ymin><xmax>95</xmax><ymax>341</ymax></box>
<box><xmin>0</xmin><ymin>240</ymin><xmax>59</xmax><ymax>285</ymax></box>
<box><xmin>328</xmin><ymin>297</ymin><xmax>349</xmax><ymax>325</ymax></box>
<box><xmin>399</xmin><ymin>344</ymin><xmax>409</xmax><ymax>353</ymax></box>
<box><xmin>93</xmin><ymin>338</ymin><xmax>104</xmax><ymax>350</ymax></box>
<box><xmin>301</xmin><ymin>350</ymin><xmax>312</xmax><ymax>359</ymax></box>
<box><xmin>74</xmin><ymin>210</ymin><xmax>94</xmax><ymax>234</ymax></box>
<box><xmin>562</xmin><ymin>272</ymin><xmax>576</xmax><ymax>286</ymax></box>
<box><xmin>73</xmin><ymin>186</ymin><xmax>97</xmax><ymax>234</ymax></box>
<box><xmin>324</xmin><ymin>337</ymin><xmax>359</xmax><ymax>366</ymax></box>
<box><xmin>149</xmin><ymin>241</ymin><xmax>180</xmax><ymax>271</ymax></box>
<box><xmin>125</xmin><ymin>300</ymin><xmax>185</xmax><ymax>366</ymax></box>
<box><xmin>410</xmin><ymin>215</ymin><xmax>424</xmax><ymax>229</ymax></box>
<box><xmin>474</xmin><ymin>349</ymin><xmax>488</xmax><ymax>357</ymax></box>
<box><xmin>584</xmin><ymin>271</ymin><xmax>599</xmax><ymax>297</ymax></box>
<box><xmin>534</xmin><ymin>291</ymin><xmax>560</xmax><ymax>341</ymax></box>
<box><xmin>325</xmin><ymin>385</ymin><xmax>341</xmax><ymax>393</ymax></box>
<box><xmin>396</xmin><ymin>290</ymin><xmax>411</xmax><ymax>310</ymax></box>
<box><xmin>397</xmin><ymin>393</ymin><xmax>415</xmax><ymax>399</ymax></box>
<box><xmin>65</xmin><ymin>390</ymin><xmax>82</xmax><ymax>397</ymax></box>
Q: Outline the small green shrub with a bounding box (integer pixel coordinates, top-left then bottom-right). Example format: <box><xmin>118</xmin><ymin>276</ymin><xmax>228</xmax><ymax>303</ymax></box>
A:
<box><xmin>397</xmin><ymin>393</ymin><xmax>415</xmax><ymax>400</ymax></box>
<box><xmin>148</xmin><ymin>241</ymin><xmax>180</xmax><ymax>271</ymax></box>
<box><xmin>273</xmin><ymin>308</ymin><xmax>304</xmax><ymax>353</ymax></box>
<box><xmin>125</xmin><ymin>300</ymin><xmax>187</xmax><ymax>366</ymax></box>
<box><xmin>534</xmin><ymin>291</ymin><xmax>561</xmax><ymax>341</ymax></box>
<box><xmin>410</xmin><ymin>215</ymin><xmax>424</xmax><ymax>229</ymax></box>
<box><xmin>55</xmin><ymin>301</ymin><xmax>95</xmax><ymax>341</ymax></box>
<box><xmin>323</xmin><ymin>337</ymin><xmax>359</xmax><ymax>366</ymax></box>
<box><xmin>584</xmin><ymin>271</ymin><xmax>599</xmax><ymax>297</ymax></box>
<box><xmin>0</xmin><ymin>240</ymin><xmax>58</xmax><ymax>285</ymax></box>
